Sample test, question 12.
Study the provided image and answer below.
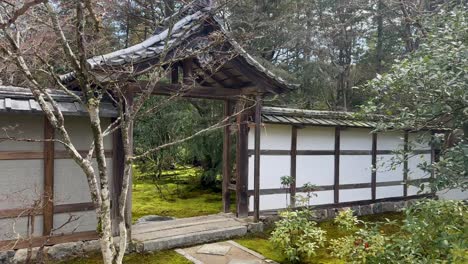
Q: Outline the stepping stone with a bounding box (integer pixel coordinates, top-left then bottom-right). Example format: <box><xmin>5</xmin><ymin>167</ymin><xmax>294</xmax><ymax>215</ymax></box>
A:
<box><xmin>197</xmin><ymin>243</ymin><xmax>232</xmax><ymax>256</ymax></box>
<box><xmin>228</xmin><ymin>259</ymin><xmax>262</xmax><ymax>264</ymax></box>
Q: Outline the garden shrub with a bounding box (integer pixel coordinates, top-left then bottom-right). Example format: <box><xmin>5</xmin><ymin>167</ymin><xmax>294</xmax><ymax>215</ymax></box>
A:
<box><xmin>330</xmin><ymin>200</ymin><xmax>468</xmax><ymax>263</ymax></box>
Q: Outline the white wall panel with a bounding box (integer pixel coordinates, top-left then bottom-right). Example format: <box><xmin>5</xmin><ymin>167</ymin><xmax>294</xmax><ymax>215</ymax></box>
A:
<box><xmin>297</xmin><ymin>127</ymin><xmax>334</xmax><ymax>150</ymax></box>
<box><xmin>407</xmin><ymin>185</ymin><xmax>430</xmax><ymax>196</ymax></box>
<box><xmin>377</xmin><ymin>131</ymin><xmax>404</xmax><ymax>150</ymax></box>
<box><xmin>0</xmin><ymin>216</ymin><xmax>43</xmax><ymax>240</ymax></box>
<box><xmin>53</xmin><ymin>211</ymin><xmax>97</xmax><ymax>234</ymax></box>
<box><xmin>340</xmin><ymin>188</ymin><xmax>371</xmax><ymax>202</ymax></box>
<box><xmin>249</xmin><ymin>194</ymin><xmax>288</xmax><ymax>211</ymax></box>
<box><xmin>0</xmin><ymin>115</ymin><xmax>44</xmax><ymax>151</ymax></box>
<box><xmin>296</xmin><ymin>156</ymin><xmax>334</xmax><ymax>186</ymax></box>
<box><xmin>376</xmin><ymin>155</ymin><xmax>404</xmax><ymax>182</ymax></box>
<box><xmin>408</xmin><ymin>154</ymin><xmax>431</xmax><ymax>180</ymax></box>
<box><xmin>340</xmin><ymin>155</ymin><xmax>372</xmax><ymax>184</ymax></box>
<box><xmin>55</xmin><ymin>117</ymin><xmax>113</xmax><ymax>151</ymax></box>
<box><xmin>296</xmin><ymin>191</ymin><xmax>334</xmax><ymax>206</ymax></box>
<box><xmin>248</xmin><ymin>124</ymin><xmax>291</xmax><ymax>150</ymax></box>
<box><xmin>340</xmin><ymin>128</ymin><xmax>372</xmax><ymax>150</ymax></box>
<box><xmin>438</xmin><ymin>189</ymin><xmax>468</xmax><ymax>200</ymax></box>
<box><xmin>376</xmin><ymin>186</ymin><xmax>403</xmax><ymax>199</ymax></box>
<box><xmin>408</xmin><ymin>132</ymin><xmax>431</xmax><ymax>150</ymax></box>
<box><xmin>0</xmin><ymin>160</ymin><xmax>43</xmax><ymax>209</ymax></box>
<box><xmin>248</xmin><ymin>156</ymin><xmax>290</xmax><ymax>190</ymax></box>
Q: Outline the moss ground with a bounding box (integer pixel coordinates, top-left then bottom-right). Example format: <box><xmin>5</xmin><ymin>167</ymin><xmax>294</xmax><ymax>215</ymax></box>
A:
<box><xmin>132</xmin><ymin>166</ymin><xmax>234</xmax><ymax>221</ymax></box>
<box><xmin>235</xmin><ymin>212</ymin><xmax>404</xmax><ymax>264</ymax></box>
<box><xmin>58</xmin><ymin>251</ymin><xmax>191</xmax><ymax>264</ymax></box>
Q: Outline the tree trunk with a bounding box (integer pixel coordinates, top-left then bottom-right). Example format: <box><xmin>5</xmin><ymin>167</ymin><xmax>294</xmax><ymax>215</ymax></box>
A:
<box><xmin>376</xmin><ymin>0</ymin><xmax>384</xmax><ymax>73</ymax></box>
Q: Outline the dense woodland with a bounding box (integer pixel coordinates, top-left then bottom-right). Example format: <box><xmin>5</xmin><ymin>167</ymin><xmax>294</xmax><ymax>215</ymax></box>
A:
<box><xmin>1</xmin><ymin>0</ymin><xmax>466</xmax><ymax>187</ymax></box>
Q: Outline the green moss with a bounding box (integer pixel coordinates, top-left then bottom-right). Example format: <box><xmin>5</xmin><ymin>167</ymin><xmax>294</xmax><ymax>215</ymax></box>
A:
<box><xmin>55</xmin><ymin>251</ymin><xmax>191</xmax><ymax>264</ymax></box>
<box><xmin>132</xmin><ymin>166</ymin><xmax>235</xmax><ymax>221</ymax></box>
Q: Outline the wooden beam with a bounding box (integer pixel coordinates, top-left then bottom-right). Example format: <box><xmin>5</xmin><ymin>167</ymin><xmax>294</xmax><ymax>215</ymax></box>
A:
<box><xmin>403</xmin><ymin>131</ymin><xmax>409</xmax><ymax>197</ymax></box>
<box><xmin>0</xmin><ymin>150</ymin><xmax>113</xmax><ymax>160</ymax></box>
<box><xmin>0</xmin><ymin>231</ymin><xmax>98</xmax><ymax>251</ymax></box>
<box><xmin>290</xmin><ymin>126</ymin><xmax>298</xmax><ymax>207</ymax></box>
<box><xmin>222</xmin><ymin>100</ymin><xmax>232</xmax><ymax>213</ymax></box>
<box><xmin>43</xmin><ymin>118</ymin><xmax>54</xmax><ymax>236</ymax></box>
<box><xmin>253</xmin><ymin>96</ymin><xmax>262</xmax><ymax>222</ymax></box>
<box><xmin>0</xmin><ymin>202</ymin><xmax>95</xmax><ymax>220</ymax></box>
<box><xmin>334</xmin><ymin>127</ymin><xmax>341</xmax><ymax>204</ymax></box>
<box><xmin>245</xmin><ymin>149</ymin><xmax>431</xmax><ymax>156</ymax></box>
<box><xmin>236</xmin><ymin>103</ymin><xmax>249</xmax><ymax>218</ymax></box>
<box><xmin>371</xmin><ymin>133</ymin><xmax>377</xmax><ymax>201</ymax></box>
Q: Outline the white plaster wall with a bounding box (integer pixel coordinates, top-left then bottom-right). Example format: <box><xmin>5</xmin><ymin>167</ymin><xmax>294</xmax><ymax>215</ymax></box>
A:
<box><xmin>408</xmin><ymin>132</ymin><xmax>431</xmax><ymax>150</ymax></box>
<box><xmin>54</xmin><ymin>116</ymin><xmax>112</xmax><ymax>151</ymax></box>
<box><xmin>248</xmin><ymin>156</ymin><xmax>290</xmax><ymax>190</ymax></box>
<box><xmin>248</xmin><ymin>124</ymin><xmax>291</xmax><ymax>150</ymax></box>
<box><xmin>55</xmin><ymin>158</ymin><xmax>112</xmax><ymax>205</ymax></box>
<box><xmin>296</xmin><ymin>156</ymin><xmax>334</xmax><ymax>187</ymax></box>
<box><xmin>376</xmin><ymin>186</ymin><xmax>404</xmax><ymax>199</ymax></box>
<box><xmin>0</xmin><ymin>216</ymin><xmax>43</xmax><ymax>240</ymax></box>
<box><xmin>340</xmin><ymin>155</ymin><xmax>372</xmax><ymax>184</ymax></box>
<box><xmin>0</xmin><ymin>160</ymin><xmax>43</xmax><ymax>209</ymax></box>
<box><xmin>377</xmin><ymin>131</ymin><xmax>404</xmax><ymax>150</ymax></box>
<box><xmin>53</xmin><ymin>211</ymin><xmax>97</xmax><ymax>234</ymax></box>
<box><xmin>0</xmin><ymin>115</ymin><xmax>44</xmax><ymax>151</ymax></box>
<box><xmin>297</xmin><ymin>126</ymin><xmax>335</xmax><ymax>150</ymax></box>
<box><xmin>296</xmin><ymin>190</ymin><xmax>334</xmax><ymax>206</ymax></box>
<box><xmin>249</xmin><ymin>194</ymin><xmax>288</xmax><ymax>211</ymax></box>
<box><xmin>340</xmin><ymin>188</ymin><xmax>372</xmax><ymax>202</ymax></box>
<box><xmin>341</xmin><ymin>128</ymin><xmax>372</xmax><ymax>150</ymax></box>
<box><xmin>376</xmin><ymin>155</ymin><xmax>404</xmax><ymax>182</ymax></box>
<box><xmin>408</xmin><ymin>154</ymin><xmax>431</xmax><ymax>180</ymax></box>
<box><xmin>438</xmin><ymin>189</ymin><xmax>468</xmax><ymax>200</ymax></box>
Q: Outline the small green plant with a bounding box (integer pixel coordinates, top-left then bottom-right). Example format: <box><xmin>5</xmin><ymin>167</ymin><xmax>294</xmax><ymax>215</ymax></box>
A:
<box><xmin>280</xmin><ymin>175</ymin><xmax>294</xmax><ymax>207</ymax></box>
<box><xmin>270</xmin><ymin>209</ymin><xmax>327</xmax><ymax>263</ymax></box>
<box><xmin>334</xmin><ymin>209</ymin><xmax>360</xmax><ymax>231</ymax></box>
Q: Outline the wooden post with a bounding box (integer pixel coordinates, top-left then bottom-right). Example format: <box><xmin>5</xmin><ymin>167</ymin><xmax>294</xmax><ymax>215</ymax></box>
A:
<box><xmin>334</xmin><ymin>127</ymin><xmax>340</xmax><ymax>204</ymax></box>
<box><xmin>290</xmin><ymin>126</ymin><xmax>298</xmax><ymax>207</ymax></box>
<box><xmin>403</xmin><ymin>131</ymin><xmax>409</xmax><ymax>197</ymax></box>
<box><xmin>182</xmin><ymin>59</ymin><xmax>193</xmax><ymax>85</ymax></box>
<box><xmin>111</xmin><ymin>125</ymin><xmax>124</xmax><ymax>236</ymax></box>
<box><xmin>371</xmin><ymin>133</ymin><xmax>377</xmax><ymax>201</ymax></box>
<box><xmin>171</xmin><ymin>63</ymin><xmax>179</xmax><ymax>84</ymax></box>
<box><xmin>43</xmin><ymin>118</ymin><xmax>55</xmax><ymax>236</ymax></box>
<box><xmin>222</xmin><ymin>100</ymin><xmax>232</xmax><ymax>213</ymax></box>
<box><xmin>253</xmin><ymin>95</ymin><xmax>262</xmax><ymax>222</ymax></box>
<box><xmin>236</xmin><ymin>102</ymin><xmax>249</xmax><ymax>218</ymax></box>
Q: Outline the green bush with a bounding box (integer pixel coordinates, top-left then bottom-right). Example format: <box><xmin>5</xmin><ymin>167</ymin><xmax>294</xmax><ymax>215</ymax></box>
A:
<box><xmin>270</xmin><ymin>209</ymin><xmax>327</xmax><ymax>263</ymax></box>
<box><xmin>329</xmin><ymin>200</ymin><xmax>468</xmax><ymax>263</ymax></box>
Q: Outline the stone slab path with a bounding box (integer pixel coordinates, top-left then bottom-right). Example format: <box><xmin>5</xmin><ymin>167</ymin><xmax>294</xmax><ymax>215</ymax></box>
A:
<box><xmin>176</xmin><ymin>240</ymin><xmax>278</xmax><ymax>264</ymax></box>
<box><xmin>132</xmin><ymin>213</ymin><xmax>249</xmax><ymax>252</ymax></box>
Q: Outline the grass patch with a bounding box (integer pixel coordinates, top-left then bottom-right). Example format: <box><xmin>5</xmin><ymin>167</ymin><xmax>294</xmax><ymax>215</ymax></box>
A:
<box><xmin>235</xmin><ymin>212</ymin><xmax>404</xmax><ymax>264</ymax></box>
<box><xmin>132</xmin><ymin>166</ymin><xmax>234</xmax><ymax>221</ymax></box>
<box><xmin>57</xmin><ymin>251</ymin><xmax>191</xmax><ymax>264</ymax></box>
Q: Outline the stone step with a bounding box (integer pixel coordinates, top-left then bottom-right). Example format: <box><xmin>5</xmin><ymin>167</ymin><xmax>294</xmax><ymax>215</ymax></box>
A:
<box><xmin>136</xmin><ymin>225</ymin><xmax>248</xmax><ymax>252</ymax></box>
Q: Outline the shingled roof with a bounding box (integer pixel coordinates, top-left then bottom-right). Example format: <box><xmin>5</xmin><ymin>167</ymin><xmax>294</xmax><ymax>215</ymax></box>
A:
<box><xmin>61</xmin><ymin>0</ymin><xmax>293</xmax><ymax>94</ymax></box>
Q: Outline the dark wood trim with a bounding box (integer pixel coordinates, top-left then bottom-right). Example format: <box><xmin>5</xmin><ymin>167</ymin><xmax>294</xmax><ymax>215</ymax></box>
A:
<box><xmin>0</xmin><ymin>231</ymin><xmax>98</xmax><ymax>251</ymax></box>
<box><xmin>403</xmin><ymin>131</ymin><xmax>409</xmax><ymax>197</ymax></box>
<box><xmin>111</xmin><ymin>125</ymin><xmax>124</xmax><ymax>236</ymax></box>
<box><xmin>371</xmin><ymin>133</ymin><xmax>377</xmax><ymax>201</ymax></box>
<box><xmin>222</xmin><ymin>100</ymin><xmax>232</xmax><ymax>213</ymax></box>
<box><xmin>246</xmin><ymin>149</ymin><xmax>431</xmax><ymax>156</ymax></box>
<box><xmin>334</xmin><ymin>127</ymin><xmax>340</xmax><ymax>203</ymax></box>
<box><xmin>0</xmin><ymin>202</ymin><xmax>95</xmax><ymax>220</ymax></box>
<box><xmin>236</xmin><ymin>105</ymin><xmax>249</xmax><ymax>218</ymax></box>
<box><xmin>250</xmin><ymin>194</ymin><xmax>435</xmax><ymax>215</ymax></box>
<box><xmin>290</xmin><ymin>126</ymin><xmax>298</xmax><ymax>207</ymax></box>
<box><xmin>0</xmin><ymin>150</ymin><xmax>113</xmax><ymax>160</ymax></box>
<box><xmin>253</xmin><ymin>96</ymin><xmax>262</xmax><ymax>222</ymax></box>
<box><xmin>43</xmin><ymin>118</ymin><xmax>55</xmax><ymax>236</ymax></box>
<box><xmin>246</xmin><ymin>178</ymin><xmax>430</xmax><ymax>196</ymax></box>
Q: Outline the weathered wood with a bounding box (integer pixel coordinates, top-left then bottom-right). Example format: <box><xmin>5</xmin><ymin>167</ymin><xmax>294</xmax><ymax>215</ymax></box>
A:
<box><xmin>222</xmin><ymin>100</ymin><xmax>232</xmax><ymax>213</ymax></box>
<box><xmin>111</xmin><ymin>125</ymin><xmax>125</xmax><ymax>236</ymax></box>
<box><xmin>0</xmin><ymin>150</ymin><xmax>112</xmax><ymax>160</ymax></box>
<box><xmin>0</xmin><ymin>231</ymin><xmax>98</xmax><ymax>251</ymax></box>
<box><xmin>290</xmin><ymin>126</ymin><xmax>298</xmax><ymax>207</ymax></box>
<box><xmin>171</xmin><ymin>64</ymin><xmax>179</xmax><ymax>84</ymax></box>
<box><xmin>0</xmin><ymin>202</ymin><xmax>96</xmax><ymax>219</ymax></box>
<box><xmin>371</xmin><ymin>133</ymin><xmax>377</xmax><ymax>201</ymax></box>
<box><xmin>334</xmin><ymin>127</ymin><xmax>340</xmax><ymax>204</ymax></box>
<box><xmin>236</xmin><ymin>104</ymin><xmax>249</xmax><ymax>218</ymax></box>
<box><xmin>403</xmin><ymin>131</ymin><xmax>409</xmax><ymax>197</ymax></box>
<box><xmin>253</xmin><ymin>96</ymin><xmax>262</xmax><ymax>222</ymax></box>
<box><xmin>43</xmin><ymin>118</ymin><xmax>54</xmax><ymax>236</ymax></box>
<box><xmin>182</xmin><ymin>58</ymin><xmax>193</xmax><ymax>85</ymax></box>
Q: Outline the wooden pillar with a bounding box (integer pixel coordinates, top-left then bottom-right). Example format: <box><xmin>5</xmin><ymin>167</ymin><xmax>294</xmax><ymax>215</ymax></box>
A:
<box><xmin>290</xmin><ymin>126</ymin><xmax>298</xmax><ymax>207</ymax></box>
<box><xmin>111</xmin><ymin>125</ymin><xmax>124</xmax><ymax>236</ymax></box>
<box><xmin>333</xmin><ymin>127</ymin><xmax>340</xmax><ymax>204</ymax></box>
<box><xmin>43</xmin><ymin>118</ymin><xmax>55</xmax><ymax>235</ymax></box>
<box><xmin>236</xmin><ymin>102</ymin><xmax>249</xmax><ymax>218</ymax></box>
<box><xmin>171</xmin><ymin>63</ymin><xmax>179</xmax><ymax>84</ymax></box>
<box><xmin>222</xmin><ymin>100</ymin><xmax>232</xmax><ymax>213</ymax></box>
<box><xmin>253</xmin><ymin>95</ymin><xmax>262</xmax><ymax>222</ymax></box>
<box><xmin>371</xmin><ymin>133</ymin><xmax>377</xmax><ymax>201</ymax></box>
<box><xmin>182</xmin><ymin>59</ymin><xmax>193</xmax><ymax>85</ymax></box>
<box><xmin>403</xmin><ymin>131</ymin><xmax>409</xmax><ymax>197</ymax></box>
